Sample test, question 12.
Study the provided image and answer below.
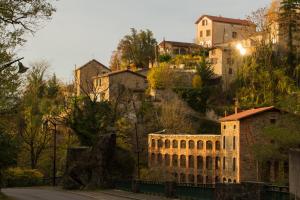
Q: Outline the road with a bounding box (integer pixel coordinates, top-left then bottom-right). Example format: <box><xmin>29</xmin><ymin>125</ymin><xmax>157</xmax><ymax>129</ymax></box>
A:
<box><xmin>2</xmin><ymin>188</ymin><xmax>139</xmax><ymax>200</ymax></box>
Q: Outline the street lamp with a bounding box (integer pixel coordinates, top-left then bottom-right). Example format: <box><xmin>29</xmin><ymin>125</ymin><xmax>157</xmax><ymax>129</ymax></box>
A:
<box><xmin>236</xmin><ymin>43</ymin><xmax>246</xmax><ymax>56</ymax></box>
<box><xmin>0</xmin><ymin>57</ymin><xmax>29</xmax><ymax>73</ymax></box>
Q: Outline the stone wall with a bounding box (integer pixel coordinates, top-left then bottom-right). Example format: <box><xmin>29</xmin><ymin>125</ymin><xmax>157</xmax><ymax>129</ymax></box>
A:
<box><xmin>289</xmin><ymin>149</ymin><xmax>300</xmax><ymax>200</ymax></box>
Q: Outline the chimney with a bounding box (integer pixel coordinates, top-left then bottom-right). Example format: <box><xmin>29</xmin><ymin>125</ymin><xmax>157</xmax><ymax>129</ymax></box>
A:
<box><xmin>224</xmin><ymin>110</ymin><xmax>227</xmax><ymax>117</ymax></box>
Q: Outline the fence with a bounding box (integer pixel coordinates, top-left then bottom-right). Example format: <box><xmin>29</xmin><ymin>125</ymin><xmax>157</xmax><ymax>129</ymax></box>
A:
<box><xmin>114</xmin><ymin>180</ymin><xmax>292</xmax><ymax>200</ymax></box>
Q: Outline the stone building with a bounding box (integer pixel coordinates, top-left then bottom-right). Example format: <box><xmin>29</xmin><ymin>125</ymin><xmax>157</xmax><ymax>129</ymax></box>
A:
<box><xmin>158</xmin><ymin>40</ymin><xmax>202</xmax><ymax>56</ymax></box>
<box><xmin>148</xmin><ymin>106</ymin><xmax>289</xmax><ymax>185</ymax></box>
<box><xmin>195</xmin><ymin>15</ymin><xmax>256</xmax><ymax>47</ymax></box>
<box><xmin>92</xmin><ymin>69</ymin><xmax>148</xmax><ymax>102</ymax></box>
<box><xmin>75</xmin><ymin>59</ymin><xmax>111</xmax><ymax>96</ymax></box>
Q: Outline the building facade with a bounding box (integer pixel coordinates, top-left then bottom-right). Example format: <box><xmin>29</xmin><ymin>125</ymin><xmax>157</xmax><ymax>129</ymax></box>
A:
<box><xmin>195</xmin><ymin>15</ymin><xmax>256</xmax><ymax>47</ymax></box>
<box><xmin>93</xmin><ymin>69</ymin><xmax>148</xmax><ymax>102</ymax></box>
<box><xmin>158</xmin><ymin>40</ymin><xmax>202</xmax><ymax>56</ymax></box>
<box><xmin>148</xmin><ymin>106</ymin><xmax>289</xmax><ymax>185</ymax></box>
<box><xmin>75</xmin><ymin>59</ymin><xmax>111</xmax><ymax>96</ymax></box>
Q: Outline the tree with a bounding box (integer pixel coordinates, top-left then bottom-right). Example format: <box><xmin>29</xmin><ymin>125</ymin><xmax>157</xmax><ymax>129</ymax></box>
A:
<box><xmin>115</xmin><ymin>28</ymin><xmax>157</xmax><ymax>69</ymax></box>
<box><xmin>19</xmin><ymin>61</ymin><xmax>63</xmax><ymax>169</ymax></box>
<box><xmin>279</xmin><ymin>0</ymin><xmax>300</xmax><ymax>76</ymax></box>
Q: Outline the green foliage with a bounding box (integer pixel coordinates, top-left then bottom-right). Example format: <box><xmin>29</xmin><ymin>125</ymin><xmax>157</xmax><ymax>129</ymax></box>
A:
<box><xmin>67</xmin><ymin>97</ymin><xmax>114</xmax><ymax>146</ymax></box>
<box><xmin>158</xmin><ymin>54</ymin><xmax>171</xmax><ymax>62</ymax></box>
<box><xmin>116</xmin><ymin>28</ymin><xmax>157</xmax><ymax>68</ymax></box>
<box><xmin>147</xmin><ymin>63</ymin><xmax>176</xmax><ymax>89</ymax></box>
<box><xmin>171</xmin><ymin>55</ymin><xmax>203</xmax><ymax>70</ymax></box>
<box><xmin>235</xmin><ymin>43</ymin><xmax>295</xmax><ymax>108</ymax></box>
<box><xmin>0</xmin><ymin>128</ymin><xmax>18</xmax><ymax>171</ymax></box>
<box><xmin>4</xmin><ymin>167</ymin><xmax>44</xmax><ymax>187</ymax></box>
<box><xmin>110</xmin><ymin>147</ymin><xmax>135</xmax><ymax>180</ymax></box>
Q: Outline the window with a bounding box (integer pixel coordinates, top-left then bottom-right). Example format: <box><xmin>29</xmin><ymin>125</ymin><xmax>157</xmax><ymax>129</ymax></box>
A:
<box><xmin>234</xmin><ymin>125</ymin><xmax>236</xmax><ymax>129</ymax></box>
<box><xmin>216</xmin><ymin>141</ymin><xmax>220</xmax><ymax>150</ymax></box>
<box><xmin>197</xmin><ymin>156</ymin><xmax>203</xmax><ymax>169</ymax></box>
<box><xmin>233</xmin><ymin>158</ymin><xmax>236</xmax><ymax>171</ymax></box>
<box><xmin>189</xmin><ymin>140</ymin><xmax>195</xmax><ymax>149</ymax></box>
<box><xmin>197</xmin><ymin>175</ymin><xmax>203</xmax><ymax>184</ymax></box>
<box><xmin>165</xmin><ymin>140</ymin><xmax>170</xmax><ymax>148</ymax></box>
<box><xmin>210</xmin><ymin>58</ymin><xmax>218</xmax><ymax>64</ymax></box>
<box><xmin>229</xmin><ymin>68</ymin><xmax>233</xmax><ymax>75</ymax></box>
<box><xmin>200</xmin><ymin>31</ymin><xmax>203</xmax><ymax>37</ymax></box>
<box><xmin>227</xmin><ymin>58</ymin><xmax>234</xmax><ymax>65</ymax></box>
<box><xmin>151</xmin><ymin>153</ymin><xmax>155</xmax><ymax>165</ymax></box>
<box><xmin>180</xmin><ymin>140</ymin><xmax>186</xmax><ymax>149</ymax></box>
<box><xmin>232</xmin><ymin>32</ymin><xmax>237</xmax><ymax>38</ymax></box>
<box><xmin>180</xmin><ymin>173</ymin><xmax>186</xmax><ymax>183</ymax></box>
<box><xmin>223</xmin><ymin>157</ymin><xmax>226</xmax><ymax>170</ymax></box>
<box><xmin>197</xmin><ymin>141</ymin><xmax>204</xmax><ymax>149</ymax></box>
<box><xmin>206</xmin><ymin>141</ymin><xmax>213</xmax><ymax>150</ymax></box>
<box><xmin>151</xmin><ymin>139</ymin><xmax>155</xmax><ymax>148</ymax></box>
<box><xmin>270</xmin><ymin>119</ymin><xmax>276</xmax><ymax>124</ymax></box>
<box><xmin>233</xmin><ymin>136</ymin><xmax>236</xmax><ymax>150</ymax></box>
<box><xmin>206</xmin><ymin>176</ymin><xmax>212</xmax><ymax>184</ymax></box>
<box><xmin>172</xmin><ymin>155</ymin><xmax>178</xmax><ymax>167</ymax></box>
<box><xmin>202</xmin><ymin>19</ymin><xmax>208</xmax><ymax>26</ymax></box>
<box><xmin>223</xmin><ymin>125</ymin><xmax>226</xmax><ymax>129</ymax></box>
<box><xmin>206</xmin><ymin>156</ymin><xmax>212</xmax><ymax>170</ymax></box>
<box><xmin>158</xmin><ymin>139</ymin><xmax>163</xmax><ymax>148</ymax></box>
<box><xmin>172</xmin><ymin>140</ymin><xmax>178</xmax><ymax>148</ymax></box>
<box><xmin>223</xmin><ymin>136</ymin><xmax>226</xmax><ymax>149</ymax></box>
<box><xmin>188</xmin><ymin>155</ymin><xmax>194</xmax><ymax>168</ymax></box>
<box><xmin>157</xmin><ymin>154</ymin><xmax>162</xmax><ymax>165</ymax></box>
<box><xmin>206</xmin><ymin>30</ymin><xmax>211</xmax><ymax>37</ymax></box>
<box><xmin>180</xmin><ymin>155</ymin><xmax>186</xmax><ymax>167</ymax></box>
<box><xmin>165</xmin><ymin>154</ymin><xmax>170</xmax><ymax>166</ymax></box>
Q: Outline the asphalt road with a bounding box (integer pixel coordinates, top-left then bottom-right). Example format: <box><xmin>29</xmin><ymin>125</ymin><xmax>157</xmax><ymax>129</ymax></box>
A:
<box><xmin>2</xmin><ymin>188</ymin><xmax>134</xmax><ymax>200</ymax></box>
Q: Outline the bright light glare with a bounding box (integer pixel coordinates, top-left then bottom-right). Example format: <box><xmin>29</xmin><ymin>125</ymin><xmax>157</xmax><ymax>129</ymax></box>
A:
<box><xmin>236</xmin><ymin>43</ymin><xmax>246</xmax><ymax>56</ymax></box>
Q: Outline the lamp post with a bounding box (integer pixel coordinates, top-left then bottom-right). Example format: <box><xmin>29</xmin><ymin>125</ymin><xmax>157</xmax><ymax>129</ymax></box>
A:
<box><xmin>0</xmin><ymin>57</ymin><xmax>29</xmax><ymax>74</ymax></box>
<box><xmin>44</xmin><ymin>118</ymin><xmax>57</xmax><ymax>187</ymax></box>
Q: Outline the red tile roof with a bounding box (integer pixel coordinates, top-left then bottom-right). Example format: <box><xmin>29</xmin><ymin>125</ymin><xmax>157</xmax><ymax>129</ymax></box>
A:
<box><xmin>158</xmin><ymin>40</ymin><xmax>202</xmax><ymax>48</ymax></box>
<box><xmin>219</xmin><ymin>106</ymin><xmax>279</xmax><ymax>122</ymax></box>
<box><xmin>195</xmin><ymin>15</ymin><xmax>255</xmax><ymax>26</ymax></box>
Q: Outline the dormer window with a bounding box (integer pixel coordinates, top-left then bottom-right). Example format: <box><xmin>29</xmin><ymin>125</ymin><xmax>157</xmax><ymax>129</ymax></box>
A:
<box><xmin>202</xmin><ymin>20</ymin><xmax>208</xmax><ymax>26</ymax></box>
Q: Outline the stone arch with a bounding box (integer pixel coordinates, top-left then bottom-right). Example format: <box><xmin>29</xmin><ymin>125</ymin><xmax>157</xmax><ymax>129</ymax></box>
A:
<box><xmin>206</xmin><ymin>156</ymin><xmax>212</xmax><ymax>170</ymax></box>
<box><xmin>165</xmin><ymin>139</ymin><xmax>170</xmax><ymax>148</ymax></box>
<box><xmin>188</xmin><ymin>140</ymin><xmax>195</xmax><ymax>149</ymax></box>
<box><xmin>188</xmin><ymin>155</ymin><xmax>194</xmax><ymax>168</ymax></box>
<box><xmin>197</xmin><ymin>140</ymin><xmax>203</xmax><ymax>149</ymax></box>
<box><xmin>157</xmin><ymin>153</ymin><xmax>162</xmax><ymax>165</ymax></box>
<box><xmin>197</xmin><ymin>156</ymin><xmax>203</xmax><ymax>169</ymax></box>
<box><xmin>165</xmin><ymin>154</ymin><xmax>170</xmax><ymax>166</ymax></box>
<box><xmin>180</xmin><ymin>140</ymin><xmax>186</xmax><ymax>148</ymax></box>
<box><xmin>206</xmin><ymin>140</ymin><xmax>213</xmax><ymax>150</ymax></box>
<box><xmin>158</xmin><ymin>139</ymin><xmax>163</xmax><ymax>148</ymax></box>
<box><xmin>172</xmin><ymin>154</ymin><xmax>178</xmax><ymax>167</ymax></box>
<box><xmin>172</xmin><ymin>140</ymin><xmax>178</xmax><ymax>148</ymax></box>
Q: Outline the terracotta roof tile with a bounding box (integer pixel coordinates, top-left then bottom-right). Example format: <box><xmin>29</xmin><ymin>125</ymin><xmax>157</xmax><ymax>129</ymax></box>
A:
<box><xmin>195</xmin><ymin>15</ymin><xmax>255</xmax><ymax>26</ymax></box>
<box><xmin>94</xmin><ymin>69</ymin><xmax>147</xmax><ymax>79</ymax></box>
<box><xmin>219</xmin><ymin>106</ymin><xmax>279</xmax><ymax>122</ymax></box>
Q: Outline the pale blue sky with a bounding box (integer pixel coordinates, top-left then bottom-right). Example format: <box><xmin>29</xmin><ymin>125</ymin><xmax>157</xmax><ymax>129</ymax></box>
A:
<box><xmin>18</xmin><ymin>0</ymin><xmax>271</xmax><ymax>82</ymax></box>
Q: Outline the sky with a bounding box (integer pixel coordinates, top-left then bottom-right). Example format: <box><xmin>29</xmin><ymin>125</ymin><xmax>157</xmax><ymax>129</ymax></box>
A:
<box><xmin>17</xmin><ymin>0</ymin><xmax>272</xmax><ymax>82</ymax></box>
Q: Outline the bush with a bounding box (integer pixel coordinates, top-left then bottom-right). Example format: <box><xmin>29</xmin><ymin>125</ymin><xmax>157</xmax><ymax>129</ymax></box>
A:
<box><xmin>4</xmin><ymin>167</ymin><xmax>44</xmax><ymax>187</ymax></box>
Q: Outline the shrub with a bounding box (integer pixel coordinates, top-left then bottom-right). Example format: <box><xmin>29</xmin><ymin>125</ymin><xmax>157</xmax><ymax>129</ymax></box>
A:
<box><xmin>4</xmin><ymin>167</ymin><xmax>44</xmax><ymax>187</ymax></box>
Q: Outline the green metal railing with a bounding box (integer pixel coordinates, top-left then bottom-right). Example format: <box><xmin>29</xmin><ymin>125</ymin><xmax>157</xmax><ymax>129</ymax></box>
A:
<box><xmin>139</xmin><ymin>181</ymin><xmax>165</xmax><ymax>196</ymax></box>
<box><xmin>176</xmin><ymin>183</ymin><xmax>215</xmax><ymax>200</ymax></box>
<box><xmin>114</xmin><ymin>180</ymin><xmax>132</xmax><ymax>192</ymax></box>
<box><xmin>261</xmin><ymin>185</ymin><xmax>291</xmax><ymax>200</ymax></box>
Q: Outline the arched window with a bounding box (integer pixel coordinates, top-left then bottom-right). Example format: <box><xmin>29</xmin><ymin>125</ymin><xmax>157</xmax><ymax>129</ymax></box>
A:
<box><xmin>188</xmin><ymin>155</ymin><xmax>194</xmax><ymax>168</ymax></box>
<box><xmin>197</xmin><ymin>175</ymin><xmax>203</xmax><ymax>184</ymax></box>
<box><xmin>233</xmin><ymin>158</ymin><xmax>236</xmax><ymax>171</ymax></box>
<box><xmin>215</xmin><ymin>157</ymin><xmax>220</xmax><ymax>169</ymax></box>
<box><xmin>223</xmin><ymin>177</ymin><xmax>227</xmax><ymax>183</ymax></box>
<box><xmin>206</xmin><ymin>141</ymin><xmax>213</xmax><ymax>150</ymax></box>
<box><xmin>223</xmin><ymin>157</ymin><xmax>226</xmax><ymax>170</ymax></box>
<box><xmin>228</xmin><ymin>179</ymin><xmax>232</xmax><ymax>183</ymax></box>
<box><xmin>165</xmin><ymin>154</ymin><xmax>170</xmax><ymax>166</ymax></box>
<box><xmin>197</xmin><ymin>156</ymin><xmax>203</xmax><ymax>169</ymax></box>
<box><xmin>165</xmin><ymin>140</ymin><xmax>170</xmax><ymax>148</ymax></box>
<box><xmin>151</xmin><ymin>139</ymin><xmax>156</xmax><ymax>148</ymax></box>
<box><xmin>188</xmin><ymin>174</ymin><xmax>194</xmax><ymax>183</ymax></box>
<box><xmin>223</xmin><ymin>136</ymin><xmax>226</xmax><ymax>149</ymax></box>
<box><xmin>172</xmin><ymin>140</ymin><xmax>178</xmax><ymax>148</ymax></box>
<box><xmin>180</xmin><ymin>155</ymin><xmax>186</xmax><ymax>168</ymax></box>
<box><xmin>158</xmin><ymin>139</ymin><xmax>163</xmax><ymax>148</ymax></box>
<box><xmin>197</xmin><ymin>140</ymin><xmax>203</xmax><ymax>149</ymax></box>
<box><xmin>157</xmin><ymin>154</ymin><xmax>162</xmax><ymax>165</ymax></box>
<box><xmin>172</xmin><ymin>155</ymin><xmax>178</xmax><ymax>167</ymax></box>
<box><xmin>206</xmin><ymin>156</ymin><xmax>212</xmax><ymax>170</ymax></box>
<box><xmin>188</xmin><ymin>140</ymin><xmax>195</xmax><ymax>149</ymax></box>
<box><xmin>215</xmin><ymin>141</ymin><xmax>220</xmax><ymax>150</ymax></box>
<box><xmin>180</xmin><ymin>140</ymin><xmax>186</xmax><ymax>149</ymax></box>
